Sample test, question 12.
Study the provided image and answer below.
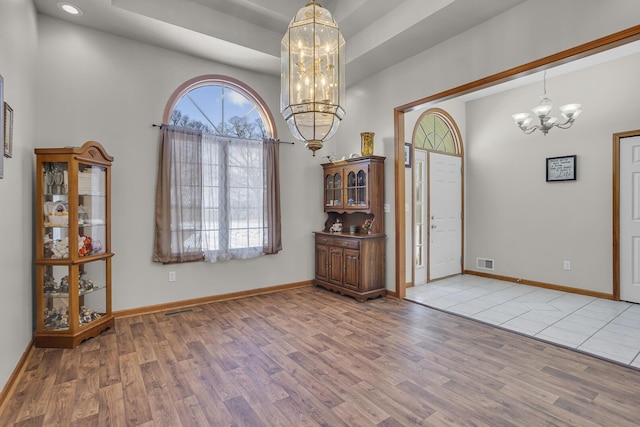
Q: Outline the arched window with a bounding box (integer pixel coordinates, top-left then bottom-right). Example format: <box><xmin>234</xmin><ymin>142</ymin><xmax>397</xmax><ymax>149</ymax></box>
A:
<box><xmin>163</xmin><ymin>75</ymin><xmax>276</xmax><ymax>139</ymax></box>
<box><xmin>154</xmin><ymin>75</ymin><xmax>281</xmax><ymax>264</ymax></box>
<box><xmin>412</xmin><ymin>108</ymin><xmax>461</xmax><ymax>154</ymax></box>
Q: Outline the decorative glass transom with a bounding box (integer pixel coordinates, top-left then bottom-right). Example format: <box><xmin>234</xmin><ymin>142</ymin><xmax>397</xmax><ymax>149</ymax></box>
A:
<box><xmin>413</xmin><ymin>110</ymin><xmax>459</xmax><ymax>154</ymax></box>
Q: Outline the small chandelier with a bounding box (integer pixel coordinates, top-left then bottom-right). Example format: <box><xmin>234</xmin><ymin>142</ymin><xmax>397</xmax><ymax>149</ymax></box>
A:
<box><xmin>512</xmin><ymin>71</ymin><xmax>582</xmax><ymax>136</ymax></box>
<box><xmin>281</xmin><ymin>1</ymin><xmax>346</xmax><ymax>156</ymax></box>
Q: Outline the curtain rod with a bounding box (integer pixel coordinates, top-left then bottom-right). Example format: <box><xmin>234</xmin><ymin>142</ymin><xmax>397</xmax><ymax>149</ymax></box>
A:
<box><xmin>152</xmin><ymin>124</ymin><xmax>294</xmax><ymax>144</ymax></box>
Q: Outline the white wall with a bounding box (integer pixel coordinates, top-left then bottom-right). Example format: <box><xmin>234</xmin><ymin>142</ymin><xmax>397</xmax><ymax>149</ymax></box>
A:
<box><xmin>35</xmin><ymin>15</ymin><xmax>324</xmax><ymax>312</ymax></box>
<box><xmin>338</xmin><ymin>0</ymin><xmax>640</xmax><ymax>292</ymax></box>
<box><xmin>465</xmin><ymin>53</ymin><xmax>640</xmax><ymax>294</ymax></box>
<box><xmin>0</xmin><ymin>0</ymin><xmax>38</xmax><ymax>391</ymax></box>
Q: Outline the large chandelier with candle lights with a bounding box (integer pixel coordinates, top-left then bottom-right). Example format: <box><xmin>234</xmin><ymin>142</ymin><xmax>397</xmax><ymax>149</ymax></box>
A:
<box><xmin>281</xmin><ymin>1</ymin><xmax>345</xmax><ymax>156</ymax></box>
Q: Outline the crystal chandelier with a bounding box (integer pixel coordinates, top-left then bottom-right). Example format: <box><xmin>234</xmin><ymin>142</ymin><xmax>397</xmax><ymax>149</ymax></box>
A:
<box><xmin>512</xmin><ymin>71</ymin><xmax>582</xmax><ymax>136</ymax></box>
<box><xmin>281</xmin><ymin>1</ymin><xmax>345</xmax><ymax>156</ymax></box>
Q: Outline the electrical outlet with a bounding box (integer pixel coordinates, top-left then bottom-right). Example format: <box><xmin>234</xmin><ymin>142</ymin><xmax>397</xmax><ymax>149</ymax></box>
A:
<box><xmin>168</xmin><ymin>271</ymin><xmax>176</xmax><ymax>282</ymax></box>
<box><xmin>384</xmin><ymin>203</ymin><xmax>390</xmax><ymax>213</ymax></box>
<box><xmin>563</xmin><ymin>261</ymin><xmax>571</xmax><ymax>270</ymax></box>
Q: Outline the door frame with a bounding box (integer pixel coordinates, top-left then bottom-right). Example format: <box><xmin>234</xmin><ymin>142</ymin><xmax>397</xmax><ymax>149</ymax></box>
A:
<box><xmin>412</xmin><ymin>149</ymin><xmax>464</xmax><ymax>286</ymax></box>
<box><xmin>612</xmin><ymin>129</ymin><xmax>640</xmax><ymax>300</ymax></box>
<box><xmin>409</xmin><ymin>108</ymin><xmax>464</xmax><ymax>287</ymax></box>
<box><xmin>393</xmin><ymin>25</ymin><xmax>640</xmax><ymax>299</ymax></box>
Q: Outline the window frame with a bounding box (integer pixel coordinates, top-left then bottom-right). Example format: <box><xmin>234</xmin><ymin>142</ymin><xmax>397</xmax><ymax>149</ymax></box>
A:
<box><xmin>159</xmin><ymin>75</ymin><xmax>279</xmax><ymax>263</ymax></box>
<box><xmin>412</xmin><ymin>108</ymin><xmax>462</xmax><ymax>154</ymax></box>
<box><xmin>163</xmin><ymin>74</ymin><xmax>277</xmax><ymax>139</ymax></box>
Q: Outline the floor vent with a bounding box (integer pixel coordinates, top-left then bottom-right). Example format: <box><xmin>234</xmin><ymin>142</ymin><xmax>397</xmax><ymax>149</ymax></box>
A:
<box><xmin>163</xmin><ymin>308</ymin><xmax>194</xmax><ymax>317</ymax></box>
<box><xmin>476</xmin><ymin>258</ymin><xmax>494</xmax><ymax>270</ymax></box>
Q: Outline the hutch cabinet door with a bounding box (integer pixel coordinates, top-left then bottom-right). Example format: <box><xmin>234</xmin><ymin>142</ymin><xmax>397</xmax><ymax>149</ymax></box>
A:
<box><xmin>344</xmin><ymin>164</ymin><xmax>369</xmax><ymax>209</ymax></box>
<box><xmin>328</xmin><ymin>247</ymin><xmax>345</xmax><ymax>286</ymax></box>
<box><xmin>324</xmin><ymin>169</ymin><xmax>342</xmax><ymax>209</ymax></box>
<box><xmin>343</xmin><ymin>249</ymin><xmax>360</xmax><ymax>291</ymax></box>
<box><xmin>315</xmin><ymin>243</ymin><xmax>329</xmax><ymax>282</ymax></box>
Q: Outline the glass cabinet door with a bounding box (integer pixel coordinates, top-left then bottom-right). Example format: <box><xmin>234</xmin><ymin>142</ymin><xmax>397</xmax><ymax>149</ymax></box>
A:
<box><xmin>325</xmin><ymin>171</ymin><xmax>342</xmax><ymax>208</ymax></box>
<box><xmin>39</xmin><ymin>261</ymin><xmax>107</xmax><ymax>331</ymax></box>
<box><xmin>78</xmin><ymin>260</ymin><xmax>108</xmax><ymax>327</ymax></box>
<box><xmin>77</xmin><ymin>164</ymin><xmax>107</xmax><ymax>257</ymax></box>
<box><xmin>41</xmin><ymin>264</ymin><xmax>71</xmax><ymax>331</ymax></box>
<box><xmin>43</xmin><ymin>161</ymin><xmax>70</xmax><ymax>259</ymax></box>
<box><xmin>346</xmin><ymin>167</ymin><xmax>368</xmax><ymax>208</ymax></box>
<box><xmin>333</xmin><ymin>173</ymin><xmax>342</xmax><ymax>206</ymax></box>
<box><xmin>325</xmin><ymin>175</ymin><xmax>334</xmax><ymax>207</ymax></box>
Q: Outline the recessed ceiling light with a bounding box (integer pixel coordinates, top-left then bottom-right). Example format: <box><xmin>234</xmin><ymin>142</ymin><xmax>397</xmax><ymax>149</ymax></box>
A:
<box><xmin>57</xmin><ymin>2</ymin><xmax>84</xmax><ymax>16</ymax></box>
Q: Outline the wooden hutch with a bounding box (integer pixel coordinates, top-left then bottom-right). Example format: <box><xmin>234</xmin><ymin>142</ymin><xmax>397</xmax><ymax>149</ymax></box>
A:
<box><xmin>314</xmin><ymin>155</ymin><xmax>386</xmax><ymax>301</ymax></box>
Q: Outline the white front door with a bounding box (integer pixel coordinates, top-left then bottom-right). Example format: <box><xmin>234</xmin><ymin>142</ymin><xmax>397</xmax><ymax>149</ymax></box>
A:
<box><xmin>620</xmin><ymin>135</ymin><xmax>640</xmax><ymax>303</ymax></box>
<box><xmin>429</xmin><ymin>152</ymin><xmax>462</xmax><ymax>280</ymax></box>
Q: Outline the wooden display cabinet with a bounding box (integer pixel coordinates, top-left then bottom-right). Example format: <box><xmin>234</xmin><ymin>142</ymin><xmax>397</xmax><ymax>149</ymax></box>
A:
<box><xmin>314</xmin><ymin>156</ymin><xmax>386</xmax><ymax>301</ymax></box>
<box><xmin>34</xmin><ymin>141</ymin><xmax>114</xmax><ymax>348</ymax></box>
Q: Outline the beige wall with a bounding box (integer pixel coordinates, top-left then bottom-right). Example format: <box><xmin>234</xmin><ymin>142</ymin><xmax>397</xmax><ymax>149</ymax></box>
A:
<box><xmin>465</xmin><ymin>52</ymin><xmax>640</xmax><ymax>294</ymax></box>
<box><xmin>336</xmin><ymin>0</ymin><xmax>640</xmax><ymax>293</ymax></box>
<box><xmin>0</xmin><ymin>0</ymin><xmax>38</xmax><ymax>391</ymax></box>
<box><xmin>35</xmin><ymin>15</ymin><xmax>324</xmax><ymax>313</ymax></box>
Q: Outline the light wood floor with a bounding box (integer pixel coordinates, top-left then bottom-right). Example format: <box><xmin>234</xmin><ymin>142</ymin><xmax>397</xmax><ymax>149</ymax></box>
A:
<box><xmin>2</xmin><ymin>286</ymin><xmax>640</xmax><ymax>426</ymax></box>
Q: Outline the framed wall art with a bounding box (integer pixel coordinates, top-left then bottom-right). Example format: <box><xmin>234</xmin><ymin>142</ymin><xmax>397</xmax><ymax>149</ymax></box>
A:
<box><xmin>0</xmin><ymin>73</ymin><xmax>4</xmax><ymax>179</ymax></box>
<box><xmin>546</xmin><ymin>155</ymin><xmax>576</xmax><ymax>182</ymax></box>
<box><xmin>404</xmin><ymin>142</ymin><xmax>412</xmax><ymax>168</ymax></box>
<box><xmin>4</xmin><ymin>102</ymin><xmax>13</xmax><ymax>158</ymax></box>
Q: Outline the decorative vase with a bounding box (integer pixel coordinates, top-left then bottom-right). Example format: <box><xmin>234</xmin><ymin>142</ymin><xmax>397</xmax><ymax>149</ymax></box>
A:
<box><xmin>360</xmin><ymin>132</ymin><xmax>374</xmax><ymax>156</ymax></box>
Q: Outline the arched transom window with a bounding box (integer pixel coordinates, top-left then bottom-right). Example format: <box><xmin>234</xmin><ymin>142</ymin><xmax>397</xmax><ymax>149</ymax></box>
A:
<box><xmin>163</xmin><ymin>74</ymin><xmax>276</xmax><ymax>139</ymax></box>
<box><xmin>412</xmin><ymin>108</ymin><xmax>461</xmax><ymax>154</ymax></box>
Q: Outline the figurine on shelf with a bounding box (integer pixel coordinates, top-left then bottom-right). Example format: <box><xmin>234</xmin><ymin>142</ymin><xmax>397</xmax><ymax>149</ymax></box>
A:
<box><xmin>60</xmin><ymin>276</ymin><xmax>69</xmax><ymax>293</ymax></box>
<box><xmin>44</xmin><ymin>307</ymin><xmax>69</xmax><ymax>329</ymax></box>
<box><xmin>51</xmin><ymin>237</ymin><xmax>69</xmax><ymax>259</ymax></box>
<box><xmin>78</xmin><ymin>235</ymin><xmax>93</xmax><ymax>257</ymax></box>
<box><xmin>44</xmin><ymin>274</ymin><xmax>57</xmax><ymax>293</ymax></box>
<box><xmin>330</xmin><ymin>218</ymin><xmax>343</xmax><ymax>233</ymax></box>
<box><xmin>79</xmin><ymin>306</ymin><xmax>103</xmax><ymax>325</ymax></box>
<box><xmin>362</xmin><ymin>218</ymin><xmax>374</xmax><ymax>234</ymax></box>
<box><xmin>79</xmin><ymin>275</ymin><xmax>96</xmax><ymax>293</ymax></box>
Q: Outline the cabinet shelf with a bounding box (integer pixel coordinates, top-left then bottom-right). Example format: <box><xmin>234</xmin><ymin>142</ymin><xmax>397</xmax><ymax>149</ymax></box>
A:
<box><xmin>36</xmin><ymin>252</ymin><xmax>114</xmax><ymax>266</ymax></box>
<box><xmin>44</xmin><ymin>284</ymin><xmax>107</xmax><ymax>298</ymax></box>
<box><xmin>44</xmin><ymin>222</ymin><xmax>106</xmax><ymax>228</ymax></box>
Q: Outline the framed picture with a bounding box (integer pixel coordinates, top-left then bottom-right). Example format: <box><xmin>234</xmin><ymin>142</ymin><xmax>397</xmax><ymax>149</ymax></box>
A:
<box><xmin>546</xmin><ymin>155</ymin><xmax>576</xmax><ymax>182</ymax></box>
<box><xmin>404</xmin><ymin>143</ymin><xmax>412</xmax><ymax>168</ymax></box>
<box><xmin>0</xmin><ymin>73</ymin><xmax>4</xmax><ymax>179</ymax></box>
<box><xmin>4</xmin><ymin>102</ymin><xmax>12</xmax><ymax>158</ymax></box>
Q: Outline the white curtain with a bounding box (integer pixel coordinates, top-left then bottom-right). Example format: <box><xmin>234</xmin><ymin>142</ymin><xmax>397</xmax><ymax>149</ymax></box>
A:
<box><xmin>154</xmin><ymin>128</ymin><xmax>281</xmax><ymax>264</ymax></box>
<box><xmin>201</xmin><ymin>134</ymin><xmax>266</xmax><ymax>262</ymax></box>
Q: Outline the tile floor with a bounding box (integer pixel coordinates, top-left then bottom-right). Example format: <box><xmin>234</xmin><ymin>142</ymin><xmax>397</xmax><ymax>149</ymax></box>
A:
<box><xmin>405</xmin><ymin>274</ymin><xmax>640</xmax><ymax>368</ymax></box>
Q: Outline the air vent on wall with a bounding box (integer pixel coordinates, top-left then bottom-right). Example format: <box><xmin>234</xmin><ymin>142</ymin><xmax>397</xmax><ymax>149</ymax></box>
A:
<box><xmin>163</xmin><ymin>308</ymin><xmax>194</xmax><ymax>317</ymax></box>
<box><xmin>476</xmin><ymin>258</ymin><xmax>494</xmax><ymax>270</ymax></box>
